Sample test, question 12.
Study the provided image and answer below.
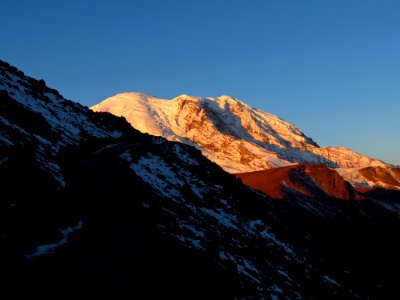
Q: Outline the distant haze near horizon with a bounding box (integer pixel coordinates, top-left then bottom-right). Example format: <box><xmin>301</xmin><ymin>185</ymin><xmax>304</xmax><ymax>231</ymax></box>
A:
<box><xmin>1</xmin><ymin>0</ymin><xmax>399</xmax><ymax>165</ymax></box>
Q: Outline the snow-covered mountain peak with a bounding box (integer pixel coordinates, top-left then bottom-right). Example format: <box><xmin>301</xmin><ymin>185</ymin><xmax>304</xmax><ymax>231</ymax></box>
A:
<box><xmin>172</xmin><ymin>94</ymin><xmax>203</xmax><ymax>102</ymax></box>
<box><xmin>92</xmin><ymin>92</ymin><xmax>387</xmax><ymax>173</ymax></box>
<box><xmin>217</xmin><ymin>94</ymin><xmax>237</xmax><ymax>101</ymax></box>
<box><xmin>112</xmin><ymin>92</ymin><xmax>159</xmax><ymax>103</ymax></box>
<box><xmin>123</xmin><ymin>91</ymin><xmax>154</xmax><ymax>97</ymax></box>
<box><xmin>209</xmin><ymin>95</ymin><xmax>244</xmax><ymax>106</ymax></box>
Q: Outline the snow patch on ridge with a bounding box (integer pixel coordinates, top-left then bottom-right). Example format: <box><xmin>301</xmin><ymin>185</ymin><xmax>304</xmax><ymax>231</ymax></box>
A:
<box><xmin>27</xmin><ymin>220</ymin><xmax>83</xmax><ymax>259</ymax></box>
<box><xmin>130</xmin><ymin>154</ymin><xmax>184</xmax><ymax>199</ymax></box>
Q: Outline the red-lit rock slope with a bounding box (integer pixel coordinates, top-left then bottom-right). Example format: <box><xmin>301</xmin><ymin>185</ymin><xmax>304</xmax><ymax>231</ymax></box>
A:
<box><xmin>337</xmin><ymin>166</ymin><xmax>400</xmax><ymax>192</ymax></box>
<box><xmin>237</xmin><ymin>164</ymin><xmax>360</xmax><ymax>200</ymax></box>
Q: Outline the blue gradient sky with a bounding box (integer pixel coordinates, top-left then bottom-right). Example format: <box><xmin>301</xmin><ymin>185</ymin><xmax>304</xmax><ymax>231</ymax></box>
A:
<box><xmin>1</xmin><ymin>0</ymin><xmax>399</xmax><ymax>164</ymax></box>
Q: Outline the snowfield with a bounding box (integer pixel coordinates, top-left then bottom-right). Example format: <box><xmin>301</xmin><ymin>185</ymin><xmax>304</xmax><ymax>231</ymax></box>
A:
<box><xmin>92</xmin><ymin>92</ymin><xmax>387</xmax><ymax>173</ymax></box>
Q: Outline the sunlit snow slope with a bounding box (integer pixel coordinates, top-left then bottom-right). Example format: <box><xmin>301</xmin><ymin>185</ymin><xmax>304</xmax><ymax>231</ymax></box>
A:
<box><xmin>92</xmin><ymin>92</ymin><xmax>387</xmax><ymax>173</ymax></box>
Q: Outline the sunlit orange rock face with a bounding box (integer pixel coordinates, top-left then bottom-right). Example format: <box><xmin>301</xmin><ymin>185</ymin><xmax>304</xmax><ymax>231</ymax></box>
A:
<box><xmin>237</xmin><ymin>164</ymin><xmax>359</xmax><ymax>200</ymax></box>
<box><xmin>359</xmin><ymin>167</ymin><xmax>400</xmax><ymax>190</ymax></box>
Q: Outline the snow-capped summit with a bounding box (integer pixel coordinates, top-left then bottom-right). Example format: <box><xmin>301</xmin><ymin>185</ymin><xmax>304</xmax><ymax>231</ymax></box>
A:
<box><xmin>92</xmin><ymin>92</ymin><xmax>387</xmax><ymax>173</ymax></box>
<box><xmin>172</xmin><ymin>94</ymin><xmax>203</xmax><ymax>102</ymax></box>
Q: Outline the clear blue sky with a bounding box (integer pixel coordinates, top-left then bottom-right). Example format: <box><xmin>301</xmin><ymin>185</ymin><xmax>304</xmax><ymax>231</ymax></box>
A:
<box><xmin>1</xmin><ymin>0</ymin><xmax>399</xmax><ymax>165</ymax></box>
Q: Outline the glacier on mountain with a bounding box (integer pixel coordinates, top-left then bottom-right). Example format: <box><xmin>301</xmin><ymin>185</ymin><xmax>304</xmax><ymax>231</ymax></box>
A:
<box><xmin>92</xmin><ymin>92</ymin><xmax>387</xmax><ymax>173</ymax></box>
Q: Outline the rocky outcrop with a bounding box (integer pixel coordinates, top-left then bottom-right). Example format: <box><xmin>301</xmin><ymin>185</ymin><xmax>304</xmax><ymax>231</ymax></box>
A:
<box><xmin>237</xmin><ymin>164</ymin><xmax>359</xmax><ymax>200</ymax></box>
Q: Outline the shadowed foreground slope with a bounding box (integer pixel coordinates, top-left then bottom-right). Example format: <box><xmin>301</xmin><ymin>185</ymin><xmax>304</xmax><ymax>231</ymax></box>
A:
<box><xmin>1</xmin><ymin>60</ymin><xmax>400</xmax><ymax>298</ymax></box>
